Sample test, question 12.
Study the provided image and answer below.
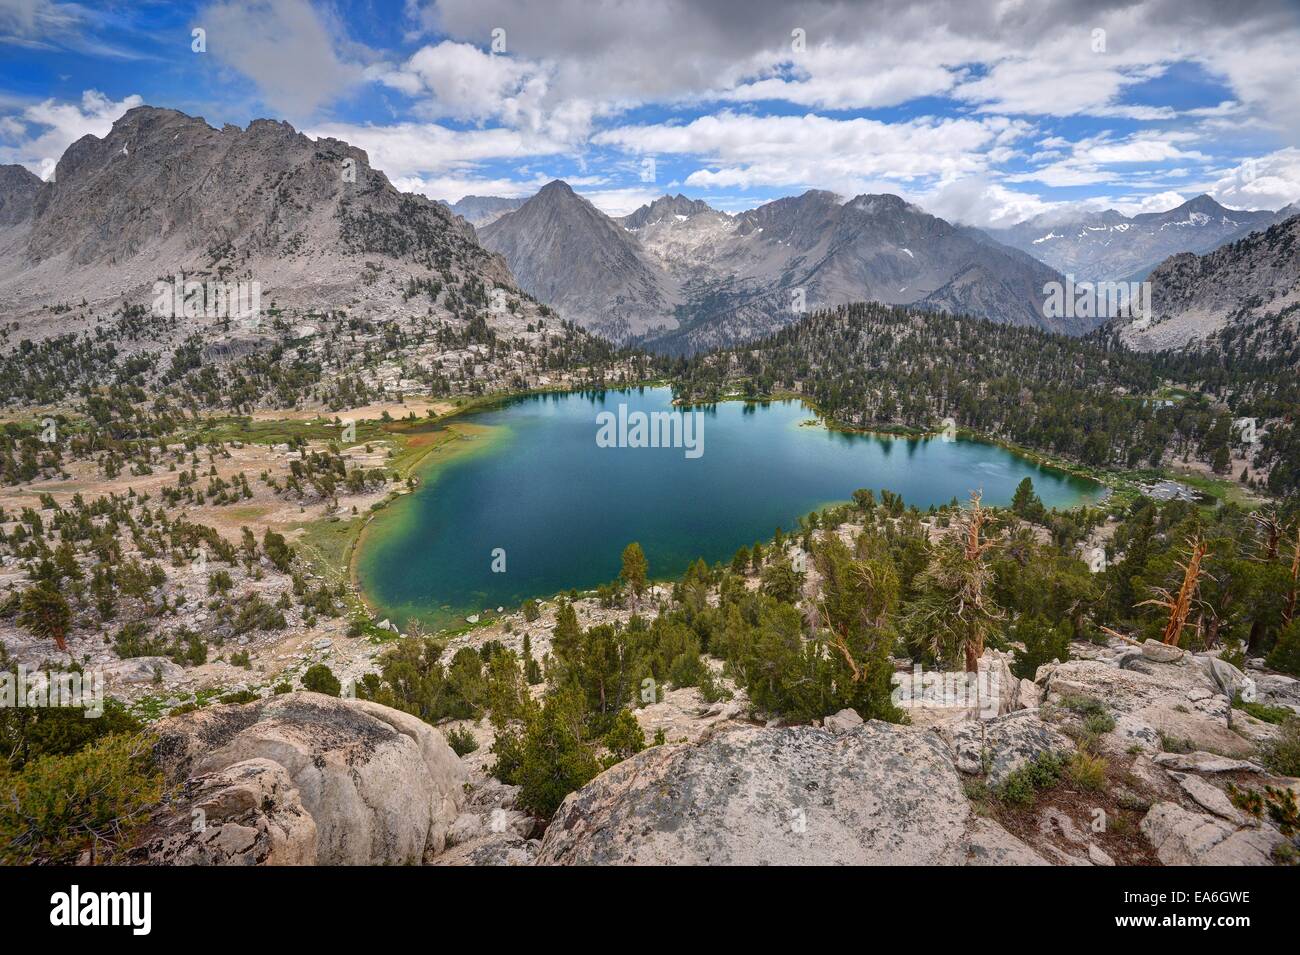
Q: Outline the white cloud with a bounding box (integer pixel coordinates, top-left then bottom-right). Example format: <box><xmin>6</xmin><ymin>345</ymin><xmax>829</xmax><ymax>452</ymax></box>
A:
<box><xmin>594</xmin><ymin>112</ymin><xmax>1027</xmax><ymax>195</ymax></box>
<box><xmin>1207</xmin><ymin>149</ymin><xmax>1300</xmax><ymax>211</ymax></box>
<box><xmin>379</xmin><ymin>41</ymin><xmax>538</xmax><ymax>122</ymax></box>
<box><xmin>307</xmin><ymin>119</ymin><xmax>569</xmax><ymax>182</ymax></box>
<box><xmin>1108</xmin><ymin>191</ymin><xmax>1189</xmax><ymax>217</ymax></box>
<box><xmin>921</xmin><ymin>178</ymin><xmax>1060</xmax><ymax>230</ymax></box>
<box><xmin>0</xmin><ymin>89</ymin><xmax>143</xmax><ymax>179</ymax></box>
<box><xmin>199</xmin><ymin>0</ymin><xmax>365</xmax><ymax>117</ymax></box>
<box><xmin>1010</xmin><ymin>131</ymin><xmax>1211</xmax><ymax>189</ymax></box>
<box><xmin>576</xmin><ymin>186</ymin><xmax>664</xmax><ymax>218</ymax></box>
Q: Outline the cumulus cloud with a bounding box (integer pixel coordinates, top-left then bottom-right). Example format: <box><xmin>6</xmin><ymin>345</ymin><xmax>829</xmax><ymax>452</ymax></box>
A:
<box><xmin>1008</xmin><ymin>131</ymin><xmax>1212</xmax><ymax>188</ymax></box>
<box><xmin>593</xmin><ymin>112</ymin><xmax>1029</xmax><ymax>196</ymax></box>
<box><xmin>0</xmin><ymin>89</ymin><xmax>143</xmax><ymax>178</ymax></box>
<box><xmin>367</xmin><ymin>0</ymin><xmax>1295</xmax><ymax>226</ymax></box>
<box><xmin>199</xmin><ymin>0</ymin><xmax>366</xmax><ymax>118</ymax></box>
<box><xmin>920</xmin><ymin>178</ymin><xmax>1062</xmax><ymax>230</ymax></box>
<box><xmin>1207</xmin><ymin>149</ymin><xmax>1300</xmax><ymax>210</ymax></box>
<box><xmin>307</xmin><ymin>118</ymin><xmax>570</xmax><ymax>186</ymax></box>
<box><xmin>422</xmin><ymin>0</ymin><xmax>1300</xmax><ymax>131</ymax></box>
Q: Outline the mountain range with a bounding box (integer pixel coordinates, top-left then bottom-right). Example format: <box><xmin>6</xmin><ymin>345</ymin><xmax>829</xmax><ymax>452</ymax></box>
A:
<box><xmin>989</xmin><ymin>194</ymin><xmax>1295</xmax><ymax>284</ymax></box>
<box><xmin>1120</xmin><ymin>211</ymin><xmax>1300</xmax><ymax>351</ymax></box>
<box><xmin>480</xmin><ymin>181</ymin><xmax>683</xmax><ymax>343</ymax></box>
<box><xmin>480</xmin><ymin>183</ymin><xmax>1079</xmax><ymax>350</ymax></box>
<box><xmin>0</xmin><ymin>106</ymin><xmax>516</xmax><ymax>352</ymax></box>
<box><xmin>443</xmin><ymin>195</ymin><xmax>526</xmax><ymax>227</ymax></box>
<box><xmin>1</xmin><ymin>102</ymin><xmax>1295</xmax><ymax>361</ymax></box>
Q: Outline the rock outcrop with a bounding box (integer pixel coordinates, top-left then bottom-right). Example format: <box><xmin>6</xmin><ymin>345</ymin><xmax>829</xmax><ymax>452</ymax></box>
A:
<box><xmin>0</xmin><ymin>105</ymin><xmax>518</xmax><ymax>341</ymax></box>
<box><xmin>536</xmin><ymin>722</ymin><xmax>1040</xmax><ymax>865</ymax></box>
<box><xmin>1038</xmin><ymin>652</ymin><xmax>1255</xmax><ymax>757</ymax></box>
<box><xmin>938</xmin><ymin>710</ymin><xmax>1075</xmax><ymax>785</ymax></box>
<box><xmin>1141</xmin><ymin>801</ymin><xmax>1285</xmax><ymax>865</ymax></box>
<box><xmin>129</xmin><ymin>758</ymin><xmax>317</xmax><ymax>866</ymax></box>
<box><xmin>141</xmin><ymin>692</ymin><xmax>466</xmax><ymax>865</ymax></box>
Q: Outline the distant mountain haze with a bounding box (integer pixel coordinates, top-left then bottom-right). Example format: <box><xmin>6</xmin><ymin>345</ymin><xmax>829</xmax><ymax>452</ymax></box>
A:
<box><xmin>989</xmin><ymin>194</ymin><xmax>1285</xmax><ymax>285</ymax></box>
<box><xmin>442</xmin><ymin>195</ymin><xmax>527</xmax><ymax>227</ymax></box>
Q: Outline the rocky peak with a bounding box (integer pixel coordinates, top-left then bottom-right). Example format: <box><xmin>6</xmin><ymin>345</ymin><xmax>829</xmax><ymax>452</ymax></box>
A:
<box><xmin>21</xmin><ymin>103</ymin><xmax>485</xmax><ymax>273</ymax></box>
<box><xmin>620</xmin><ymin>193</ymin><xmax>718</xmax><ymax>230</ymax></box>
<box><xmin>0</xmin><ymin>164</ymin><xmax>42</xmax><ymax>226</ymax></box>
<box><xmin>479</xmin><ymin>178</ymin><xmax>681</xmax><ymax>340</ymax></box>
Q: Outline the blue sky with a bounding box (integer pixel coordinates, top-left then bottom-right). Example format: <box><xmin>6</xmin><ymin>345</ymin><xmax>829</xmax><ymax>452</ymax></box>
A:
<box><xmin>1</xmin><ymin>0</ymin><xmax>1298</xmax><ymax>224</ymax></box>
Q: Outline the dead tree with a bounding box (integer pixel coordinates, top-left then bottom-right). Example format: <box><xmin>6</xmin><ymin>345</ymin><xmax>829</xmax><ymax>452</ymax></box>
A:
<box><xmin>1138</xmin><ymin>536</ymin><xmax>1210</xmax><ymax>646</ymax></box>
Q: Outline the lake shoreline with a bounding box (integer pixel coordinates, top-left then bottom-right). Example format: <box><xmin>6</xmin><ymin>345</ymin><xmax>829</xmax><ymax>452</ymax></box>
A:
<box><xmin>348</xmin><ymin>385</ymin><xmax>1109</xmax><ymax>630</ymax></box>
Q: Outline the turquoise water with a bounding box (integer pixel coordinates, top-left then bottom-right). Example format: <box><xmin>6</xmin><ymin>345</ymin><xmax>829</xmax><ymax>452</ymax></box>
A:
<box><xmin>357</xmin><ymin>387</ymin><xmax>1104</xmax><ymax>627</ymax></box>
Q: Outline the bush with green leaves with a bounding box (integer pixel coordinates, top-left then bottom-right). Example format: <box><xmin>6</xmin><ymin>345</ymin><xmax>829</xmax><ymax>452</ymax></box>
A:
<box><xmin>167</xmin><ymin>627</ymin><xmax>207</xmax><ymax>667</ymax></box>
<box><xmin>491</xmin><ymin>689</ymin><xmax>601</xmax><ymax>818</ymax></box>
<box><xmin>1262</xmin><ymin>717</ymin><xmax>1300</xmax><ymax>777</ymax></box>
<box><xmin>0</xmin><ymin>679</ymin><xmax>142</xmax><ymax>774</ymax></box>
<box><xmin>445</xmin><ymin>725</ymin><xmax>478</xmax><ymax>757</ymax></box>
<box><xmin>301</xmin><ymin>663</ymin><xmax>342</xmax><ymax>697</ymax></box>
<box><xmin>996</xmin><ymin>751</ymin><xmax>1067</xmax><ymax>807</ymax></box>
<box><xmin>601</xmin><ymin>708</ymin><xmax>646</xmax><ymax>765</ymax></box>
<box><xmin>0</xmin><ymin>732</ymin><xmax>163</xmax><ymax>864</ymax></box>
<box><xmin>112</xmin><ymin>621</ymin><xmax>167</xmax><ymax>659</ymax></box>
<box><xmin>219</xmin><ymin>689</ymin><xmax>258</xmax><ymax>705</ymax></box>
<box><xmin>1009</xmin><ymin>614</ymin><xmax>1071</xmax><ymax>681</ymax></box>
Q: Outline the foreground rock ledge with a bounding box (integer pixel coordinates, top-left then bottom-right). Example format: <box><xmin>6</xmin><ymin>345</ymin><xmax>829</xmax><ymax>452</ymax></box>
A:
<box><xmin>536</xmin><ymin>722</ymin><xmax>1042</xmax><ymax>865</ymax></box>
<box><xmin>134</xmin><ymin>692</ymin><xmax>466</xmax><ymax>865</ymax></box>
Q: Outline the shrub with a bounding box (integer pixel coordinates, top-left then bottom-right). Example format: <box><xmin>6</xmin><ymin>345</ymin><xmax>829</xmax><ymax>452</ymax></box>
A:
<box><xmin>601</xmin><ymin>708</ymin><xmax>646</xmax><ymax>764</ymax></box>
<box><xmin>302</xmin><ymin>664</ymin><xmax>341</xmax><ymax>697</ymax></box>
<box><xmin>1</xmin><ymin>695</ymin><xmax>142</xmax><ymax>774</ymax></box>
<box><xmin>1228</xmin><ymin>783</ymin><xmax>1299</xmax><ymax>837</ymax></box>
<box><xmin>113</xmin><ymin>622</ymin><xmax>167</xmax><ymax>659</ymax></box>
<box><xmin>1235</xmin><ymin>697</ymin><xmax>1292</xmax><ymax>724</ymax></box>
<box><xmin>1009</xmin><ymin>615</ymin><xmax>1071</xmax><ymax>681</ymax></box>
<box><xmin>697</xmin><ymin>667</ymin><xmax>734</xmax><ymax>704</ymax></box>
<box><xmin>0</xmin><ymin>733</ymin><xmax>163</xmax><ymax>864</ymax></box>
<box><xmin>445</xmin><ymin>725</ymin><xmax>478</xmax><ymax>757</ymax></box>
<box><xmin>219</xmin><ymin>690</ymin><xmax>258</xmax><ymax>705</ymax></box>
<box><xmin>1066</xmin><ymin>751</ymin><xmax>1109</xmax><ymax>791</ymax></box>
<box><xmin>1262</xmin><ymin>717</ymin><xmax>1300</xmax><ymax>777</ymax></box>
<box><xmin>996</xmin><ymin>751</ymin><xmax>1066</xmax><ymax>807</ymax></box>
<box><xmin>168</xmin><ymin>628</ymin><xmax>207</xmax><ymax>667</ymax></box>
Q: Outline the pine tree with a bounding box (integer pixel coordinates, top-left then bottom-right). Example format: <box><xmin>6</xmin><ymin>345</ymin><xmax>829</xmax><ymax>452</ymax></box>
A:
<box><xmin>620</xmin><ymin>541</ymin><xmax>648</xmax><ymax>602</ymax></box>
<box><xmin>19</xmin><ymin>581</ymin><xmax>72</xmax><ymax>652</ymax></box>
